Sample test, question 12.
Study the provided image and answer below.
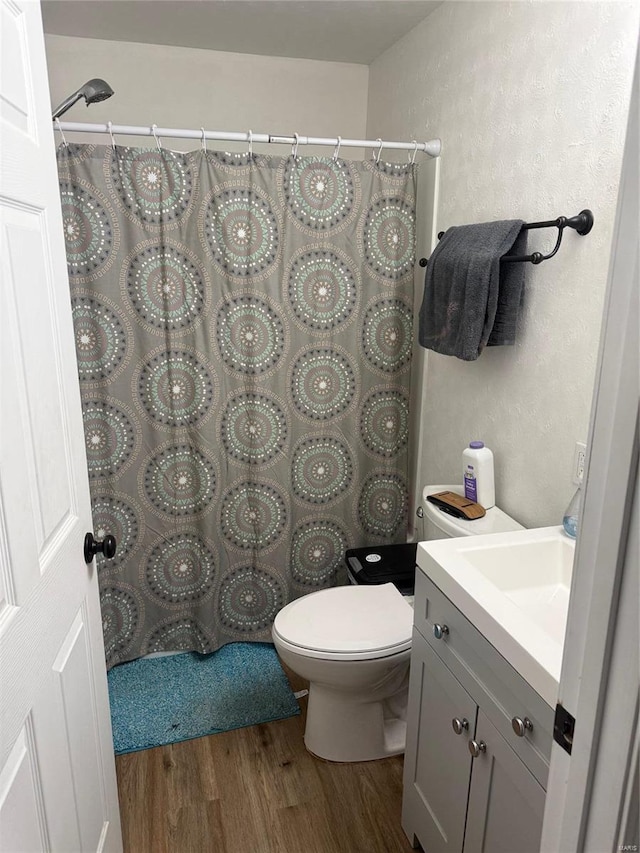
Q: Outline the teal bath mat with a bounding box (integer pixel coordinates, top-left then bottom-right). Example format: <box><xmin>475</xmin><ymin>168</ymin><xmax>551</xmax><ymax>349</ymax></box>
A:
<box><xmin>107</xmin><ymin>643</ymin><xmax>300</xmax><ymax>754</ymax></box>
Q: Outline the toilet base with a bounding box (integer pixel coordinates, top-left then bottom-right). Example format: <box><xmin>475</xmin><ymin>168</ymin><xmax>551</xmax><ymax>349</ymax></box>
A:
<box><xmin>305</xmin><ymin>719</ymin><xmax>407</xmax><ymax>764</ymax></box>
<box><xmin>303</xmin><ymin>669</ymin><xmax>409</xmax><ymax>763</ymax></box>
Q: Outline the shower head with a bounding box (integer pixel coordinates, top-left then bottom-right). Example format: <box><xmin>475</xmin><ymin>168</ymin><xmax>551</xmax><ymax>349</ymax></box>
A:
<box><xmin>51</xmin><ymin>78</ymin><xmax>114</xmax><ymax>121</ymax></box>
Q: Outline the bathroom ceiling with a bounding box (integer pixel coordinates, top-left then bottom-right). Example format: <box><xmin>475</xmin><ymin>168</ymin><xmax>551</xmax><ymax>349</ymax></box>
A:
<box><xmin>41</xmin><ymin>0</ymin><xmax>442</xmax><ymax>65</ymax></box>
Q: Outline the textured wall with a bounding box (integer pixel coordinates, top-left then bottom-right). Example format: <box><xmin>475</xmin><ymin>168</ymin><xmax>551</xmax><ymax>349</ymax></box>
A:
<box><xmin>367</xmin><ymin>1</ymin><xmax>638</xmax><ymax>528</ymax></box>
<box><xmin>45</xmin><ymin>35</ymin><xmax>369</xmax><ymax>156</ymax></box>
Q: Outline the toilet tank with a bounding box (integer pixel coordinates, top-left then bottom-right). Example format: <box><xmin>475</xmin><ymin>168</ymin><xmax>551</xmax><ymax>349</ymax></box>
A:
<box><xmin>422</xmin><ymin>485</ymin><xmax>524</xmax><ymax>540</ymax></box>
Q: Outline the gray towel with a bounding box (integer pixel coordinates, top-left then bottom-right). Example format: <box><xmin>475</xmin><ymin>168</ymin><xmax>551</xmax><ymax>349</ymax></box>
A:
<box><xmin>418</xmin><ymin>220</ymin><xmax>527</xmax><ymax>361</ymax></box>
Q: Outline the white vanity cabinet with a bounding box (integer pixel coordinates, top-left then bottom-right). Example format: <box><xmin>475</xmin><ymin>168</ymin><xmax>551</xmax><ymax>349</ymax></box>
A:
<box><xmin>402</xmin><ymin>571</ymin><xmax>554</xmax><ymax>853</ymax></box>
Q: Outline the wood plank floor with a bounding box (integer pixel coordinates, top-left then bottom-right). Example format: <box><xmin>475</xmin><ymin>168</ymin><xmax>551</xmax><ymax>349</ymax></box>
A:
<box><xmin>115</xmin><ymin>665</ymin><xmax>415</xmax><ymax>853</ymax></box>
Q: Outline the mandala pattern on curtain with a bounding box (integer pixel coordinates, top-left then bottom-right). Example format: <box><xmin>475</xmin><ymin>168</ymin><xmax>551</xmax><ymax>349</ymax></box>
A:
<box><xmin>57</xmin><ymin>144</ymin><xmax>417</xmax><ymax>667</ymax></box>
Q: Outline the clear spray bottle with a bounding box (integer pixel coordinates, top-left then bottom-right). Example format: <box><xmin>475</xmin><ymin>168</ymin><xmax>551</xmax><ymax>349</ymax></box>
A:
<box><xmin>562</xmin><ymin>484</ymin><xmax>582</xmax><ymax>539</ymax></box>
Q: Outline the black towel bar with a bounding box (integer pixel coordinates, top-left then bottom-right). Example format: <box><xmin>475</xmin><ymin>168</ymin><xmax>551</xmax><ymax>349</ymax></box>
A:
<box><xmin>418</xmin><ymin>209</ymin><xmax>594</xmax><ymax>267</ymax></box>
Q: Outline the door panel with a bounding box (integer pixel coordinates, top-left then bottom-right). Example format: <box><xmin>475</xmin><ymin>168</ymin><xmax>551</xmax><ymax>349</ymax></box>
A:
<box><xmin>0</xmin><ymin>724</ymin><xmax>48</xmax><ymax>852</ymax></box>
<box><xmin>3</xmin><ymin>210</ymin><xmax>74</xmax><ymax>564</ymax></box>
<box><xmin>53</xmin><ymin>608</ymin><xmax>107</xmax><ymax>852</ymax></box>
<box><xmin>0</xmin><ymin>0</ymin><xmax>35</xmax><ymax>135</ymax></box>
<box><xmin>0</xmin><ymin>2</ymin><xmax>122</xmax><ymax>851</ymax></box>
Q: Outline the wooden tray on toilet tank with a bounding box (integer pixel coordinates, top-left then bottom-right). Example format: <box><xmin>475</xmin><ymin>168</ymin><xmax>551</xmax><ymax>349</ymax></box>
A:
<box><xmin>426</xmin><ymin>491</ymin><xmax>486</xmax><ymax>520</ymax></box>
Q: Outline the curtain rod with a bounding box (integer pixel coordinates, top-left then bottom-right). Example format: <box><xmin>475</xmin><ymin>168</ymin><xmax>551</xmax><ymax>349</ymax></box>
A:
<box><xmin>53</xmin><ymin>121</ymin><xmax>442</xmax><ymax>157</ymax></box>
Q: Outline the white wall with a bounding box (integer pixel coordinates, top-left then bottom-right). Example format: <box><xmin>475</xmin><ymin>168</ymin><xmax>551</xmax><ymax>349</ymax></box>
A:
<box><xmin>367</xmin><ymin>1</ymin><xmax>638</xmax><ymax>528</ymax></box>
<box><xmin>45</xmin><ymin>34</ymin><xmax>369</xmax><ymax>156</ymax></box>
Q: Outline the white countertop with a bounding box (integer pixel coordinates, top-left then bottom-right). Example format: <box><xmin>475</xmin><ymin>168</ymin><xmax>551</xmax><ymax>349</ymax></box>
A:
<box><xmin>417</xmin><ymin>526</ymin><xmax>575</xmax><ymax>707</ymax></box>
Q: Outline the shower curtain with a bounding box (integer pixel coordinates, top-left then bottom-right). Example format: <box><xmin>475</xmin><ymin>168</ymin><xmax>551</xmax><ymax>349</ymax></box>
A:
<box><xmin>57</xmin><ymin>143</ymin><xmax>417</xmax><ymax>668</ymax></box>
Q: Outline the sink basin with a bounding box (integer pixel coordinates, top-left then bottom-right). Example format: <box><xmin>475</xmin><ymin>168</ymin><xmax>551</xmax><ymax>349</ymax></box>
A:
<box><xmin>460</xmin><ymin>536</ymin><xmax>574</xmax><ymax>644</ymax></box>
<box><xmin>417</xmin><ymin>527</ymin><xmax>575</xmax><ymax>706</ymax></box>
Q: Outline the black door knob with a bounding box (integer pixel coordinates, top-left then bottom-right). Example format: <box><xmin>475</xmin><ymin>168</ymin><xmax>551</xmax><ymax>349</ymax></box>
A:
<box><xmin>84</xmin><ymin>532</ymin><xmax>117</xmax><ymax>564</ymax></box>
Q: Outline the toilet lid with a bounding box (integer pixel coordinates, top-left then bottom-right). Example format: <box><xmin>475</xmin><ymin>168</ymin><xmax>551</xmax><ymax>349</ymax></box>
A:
<box><xmin>273</xmin><ymin>583</ymin><xmax>413</xmax><ymax>658</ymax></box>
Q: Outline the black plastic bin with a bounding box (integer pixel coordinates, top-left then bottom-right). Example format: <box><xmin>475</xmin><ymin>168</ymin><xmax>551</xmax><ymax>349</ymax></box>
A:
<box><xmin>344</xmin><ymin>542</ymin><xmax>417</xmax><ymax>595</ymax></box>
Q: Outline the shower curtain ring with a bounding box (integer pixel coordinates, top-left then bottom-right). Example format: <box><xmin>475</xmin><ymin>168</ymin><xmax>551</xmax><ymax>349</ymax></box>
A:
<box><xmin>332</xmin><ymin>136</ymin><xmax>342</xmax><ymax>162</ymax></box>
<box><xmin>292</xmin><ymin>132</ymin><xmax>300</xmax><ymax>160</ymax></box>
<box><xmin>152</xmin><ymin>124</ymin><xmax>162</xmax><ymax>150</ymax></box>
<box><xmin>375</xmin><ymin>138</ymin><xmax>383</xmax><ymax>164</ymax></box>
<box><xmin>55</xmin><ymin>117</ymin><xmax>68</xmax><ymax>147</ymax></box>
<box><xmin>108</xmin><ymin>121</ymin><xmax>116</xmax><ymax>151</ymax></box>
<box><xmin>201</xmin><ymin>127</ymin><xmax>207</xmax><ymax>152</ymax></box>
<box><xmin>247</xmin><ymin>129</ymin><xmax>253</xmax><ymax>158</ymax></box>
<box><xmin>409</xmin><ymin>140</ymin><xmax>419</xmax><ymax>164</ymax></box>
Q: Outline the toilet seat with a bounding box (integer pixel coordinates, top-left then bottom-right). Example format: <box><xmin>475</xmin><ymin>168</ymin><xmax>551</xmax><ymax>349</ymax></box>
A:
<box><xmin>273</xmin><ymin>583</ymin><xmax>413</xmax><ymax>661</ymax></box>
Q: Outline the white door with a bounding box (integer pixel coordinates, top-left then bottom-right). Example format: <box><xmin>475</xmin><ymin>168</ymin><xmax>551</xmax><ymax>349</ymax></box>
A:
<box><xmin>0</xmin><ymin>1</ymin><xmax>123</xmax><ymax>851</ymax></box>
<box><xmin>541</xmin><ymin>46</ymin><xmax>638</xmax><ymax>852</ymax></box>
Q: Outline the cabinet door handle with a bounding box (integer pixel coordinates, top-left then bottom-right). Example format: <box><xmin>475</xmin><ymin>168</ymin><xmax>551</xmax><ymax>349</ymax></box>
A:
<box><xmin>511</xmin><ymin>716</ymin><xmax>534</xmax><ymax>737</ymax></box>
<box><xmin>468</xmin><ymin>739</ymin><xmax>487</xmax><ymax>758</ymax></box>
<box><xmin>433</xmin><ymin>623</ymin><xmax>449</xmax><ymax>640</ymax></box>
<box><xmin>452</xmin><ymin>717</ymin><xmax>469</xmax><ymax>735</ymax></box>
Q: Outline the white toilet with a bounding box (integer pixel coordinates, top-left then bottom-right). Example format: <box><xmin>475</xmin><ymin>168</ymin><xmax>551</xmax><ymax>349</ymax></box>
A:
<box><xmin>272</xmin><ymin>484</ymin><xmax>524</xmax><ymax>763</ymax></box>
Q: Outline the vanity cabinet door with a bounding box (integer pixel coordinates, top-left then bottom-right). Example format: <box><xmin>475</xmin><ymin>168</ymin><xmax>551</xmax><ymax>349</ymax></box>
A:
<box><xmin>463</xmin><ymin>711</ymin><xmax>545</xmax><ymax>853</ymax></box>
<box><xmin>402</xmin><ymin>629</ymin><xmax>477</xmax><ymax>853</ymax></box>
